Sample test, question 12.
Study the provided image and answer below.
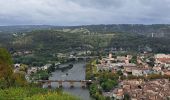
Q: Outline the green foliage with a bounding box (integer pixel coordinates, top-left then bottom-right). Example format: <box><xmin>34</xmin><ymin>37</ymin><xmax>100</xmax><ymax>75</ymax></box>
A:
<box><xmin>1</xmin><ymin>26</ymin><xmax>170</xmax><ymax>65</ymax></box>
<box><xmin>1</xmin><ymin>25</ymin><xmax>170</xmax><ymax>56</ymax></box>
<box><xmin>0</xmin><ymin>48</ymin><xmax>28</xmax><ymax>88</ymax></box>
<box><xmin>101</xmin><ymin>79</ymin><xmax>118</xmax><ymax>92</ymax></box>
<box><xmin>83</xmin><ymin>34</ymin><xmax>114</xmax><ymax>52</ymax></box>
<box><xmin>0</xmin><ymin>48</ymin><xmax>13</xmax><ymax>65</ymax></box>
<box><xmin>124</xmin><ymin>93</ymin><xmax>131</xmax><ymax>100</ymax></box>
<box><xmin>109</xmin><ymin>32</ymin><xmax>170</xmax><ymax>53</ymax></box>
<box><xmin>13</xmin><ymin>30</ymin><xmax>84</xmax><ymax>52</ymax></box>
<box><xmin>12</xmin><ymin>73</ymin><xmax>28</xmax><ymax>87</ymax></box>
<box><xmin>89</xmin><ymin>83</ymin><xmax>98</xmax><ymax>97</ymax></box>
<box><xmin>25</xmin><ymin>92</ymin><xmax>79</xmax><ymax>100</ymax></box>
<box><xmin>130</xmin><ymin>55</ymin><xmax>137</xmax><ymax>64</ymax></box>
<box><xmin>96</xmin><ymin>71</ymin><xmax>119</xmax><ymax>92</ymax></box>
<box><xmin>117</xmin><ymin>70</ymin><xmax>123</xmax><ymax>76</ymax></box>
<box><xmin>98</xmin><ymin>71</ymin><xmax>119</xmax><ymax>81</ymax></box>
<box><xmin>47</xmin><ymin>63</ymin><xmax>55</xmax><ymax>73</ymax></box>
<box><xmin>85</xmin><ymin>60</ymin><xmax>95</xmax><ymax>80</ymax></box>
<box><xmin>14</xmin><ymin>55</ymin><xmax>46</xmax><ymax>66</ymax></box>
<box><xmin>31</xmin><ymin>70</ymin><xmax>50</xmax><ymax>80</ymax></box>
<box><xmin>0</xmin><ymin>87</ymin><xmax>79</xmax><ymax>100</ymax></box>
<box><xmin>147</xmin><ymin>57</ymin><xmax>155</xmax><ymax>67</ymax></box>
<box><xmin>89</xmin><ymin>83</ymin><xmax>108</xmax><ymax>100</ymax></box>
<box><xmin>0</xmin><ymin>48</ymin><xmax>14</xmax><ymax>88</ymax></box>
<box><xmin>19</xmin><ymin>64</ymin><xmax>28</xmax><ymax>72</ymax></box>
<box><xmin>86</xmin><ymin>60</ymin><xmax>119</xmax><ymax>99</ymax></box>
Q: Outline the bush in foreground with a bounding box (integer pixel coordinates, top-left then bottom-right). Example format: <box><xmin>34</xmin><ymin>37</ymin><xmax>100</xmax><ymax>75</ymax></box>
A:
<box><xmin>0</xmin><ymin>87</ymin><xmax>79</xmax><ymax>100</ymax></box>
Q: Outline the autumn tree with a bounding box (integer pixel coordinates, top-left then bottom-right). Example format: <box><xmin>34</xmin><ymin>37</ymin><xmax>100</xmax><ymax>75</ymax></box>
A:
<box><xmin>0</xmin><ymin>48</ymin><xmax>13</xmax><ymax>88</ymax></box>
<box><xmin>0</xmin><ymin>48</ymin><xmax>27</xmax><ymax>88</ymax></box>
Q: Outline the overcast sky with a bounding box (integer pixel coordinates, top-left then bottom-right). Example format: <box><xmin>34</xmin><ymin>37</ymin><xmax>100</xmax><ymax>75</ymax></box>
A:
<box><xmin>0</xmin><ymin>0</ymin><xmax>170</xmax><ymax>26</ymax></box>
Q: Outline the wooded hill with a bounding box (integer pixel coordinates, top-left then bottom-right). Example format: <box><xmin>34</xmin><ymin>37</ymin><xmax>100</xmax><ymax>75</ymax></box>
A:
<box><xmin>0</xmin><ymin>24</ymin><xmax>170</xmax><ymax>55</ymax></box>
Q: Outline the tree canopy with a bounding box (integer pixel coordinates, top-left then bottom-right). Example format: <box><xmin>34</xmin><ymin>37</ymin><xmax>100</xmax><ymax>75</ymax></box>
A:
<box><xmin>0</xmin><ymin>48</ymin><xmax>13</xmax><ymax>88</ymax></box>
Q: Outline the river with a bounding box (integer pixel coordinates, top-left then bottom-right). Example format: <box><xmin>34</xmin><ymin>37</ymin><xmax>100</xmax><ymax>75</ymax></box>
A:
<box><xmin>49</xmin><ymin>61</ymin><xmax>92</xmax><ymax>100</ymax></box>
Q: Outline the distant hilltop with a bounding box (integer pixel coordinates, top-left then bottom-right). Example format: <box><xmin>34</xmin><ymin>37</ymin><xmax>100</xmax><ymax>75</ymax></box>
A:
<box><xmin>0</xmin><ymin>24</ymin><xmax>170</xmax><ymax>37</ymax></box>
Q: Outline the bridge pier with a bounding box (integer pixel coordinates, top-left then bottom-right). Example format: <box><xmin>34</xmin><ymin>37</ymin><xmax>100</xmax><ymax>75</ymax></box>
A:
<box><xmin>69</xmin><ymin>81</ymin><xmax>74</xmax><ymax>88</ymax></box>
<box><xmin>83</xmin><ymin>57</ymin><xmax>86</xmax><ymax>61</ymax></box>
<box><xmin>81</xmin><ymin>81</ymin><xmax>86</xmax><ymax>88</ymax></box>
<box><xmin>58</xmin><ymin>81</ymin><xmax>63</xmax><ymax>88</ymax></box>
<box><xmin>47</xmin><ymin>82</ymin><xmax>51</xmax><ymax>88</ymax></box>
<box><xmin>75</xmin><ymin>58</ymin><xmax>78</xmax><ymax>61</ymax></box>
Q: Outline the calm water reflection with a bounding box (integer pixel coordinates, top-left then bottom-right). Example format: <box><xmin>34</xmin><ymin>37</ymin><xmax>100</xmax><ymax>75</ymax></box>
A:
<box><xmin>49</xmin><ymin>61</ymin><xmax>92</xmax><ymax>100</ymax></box>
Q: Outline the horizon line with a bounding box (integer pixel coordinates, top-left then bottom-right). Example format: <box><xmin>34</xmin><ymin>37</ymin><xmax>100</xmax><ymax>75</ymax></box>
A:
<box><xmin>0</xmin><ymin>23</ymin><xmax>170</xmax><ymax>27</ymax></box>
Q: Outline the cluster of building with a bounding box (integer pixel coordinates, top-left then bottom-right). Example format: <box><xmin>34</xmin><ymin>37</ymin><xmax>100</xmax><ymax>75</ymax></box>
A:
<box><xmin>12</xmin><ymin>50</ymin><xmax>32</xmax><ymax>56</ymax></box>
<box><xmin>99</xmin><ymin>53</ymin><xmax>170</xmax><ymax>99</ymax></box>
<box><xmin>27</xmin><ymin>64</ymin><xmax>52</xmax><ymax>74</ymax></box>
<box><xmin>112</xmin><ymin>79</ymin><xmax>170</xmax><ymax>100</ymax></box>
<box><xmin>97</xmin><ymin>53</ymin><xmax>133</xmax><ymax>72</ymax></box>
<box><xmin>154</xmin><ymin>54</ymin><xmax>170</xmax><ymax>76</ymax></box>
<box><xmin>14</xmin><ymin>63</ymin><xmax>53</xmax><ymax>75</ymax></box>
<box><xmin>97</xmin><ymin>53</ymin><xmax>170</xmax><ymax>77</ymax></box>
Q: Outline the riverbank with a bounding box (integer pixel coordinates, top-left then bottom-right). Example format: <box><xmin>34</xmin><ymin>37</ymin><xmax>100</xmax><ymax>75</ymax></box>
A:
<box><xmin>49</xmin><ymin>61</ymin><xmax>92</xmax><ymax>100</ymax></box>
<box><xmin>85</xmin><ymin>59</ymin><xmax>120</xmax><ymax>100</ymax></box>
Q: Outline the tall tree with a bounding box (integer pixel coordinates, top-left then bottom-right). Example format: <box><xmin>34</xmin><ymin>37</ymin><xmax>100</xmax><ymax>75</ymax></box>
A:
<box><xmin>0</xmin><ymin>48</ymin><xmax>13</xmax><ymax>88</ymax></box>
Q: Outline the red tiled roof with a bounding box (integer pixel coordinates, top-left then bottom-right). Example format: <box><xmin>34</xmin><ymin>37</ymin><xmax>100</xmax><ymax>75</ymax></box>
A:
<box><xmin>156</xmin><ymin>58</ymin><xmax>170</xmax><ymax>63</ymax></box>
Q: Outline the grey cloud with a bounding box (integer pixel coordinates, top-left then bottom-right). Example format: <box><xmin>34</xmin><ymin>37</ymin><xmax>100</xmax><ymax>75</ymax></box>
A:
<box><xmin>0</xmin><ymin>0</ymin><xmax>170</xmax><ymax>25</ymax></box>
<box><xmin>69</xmin><ymin>0</ymin><xmax>125</xmax><ymax>9</ymax></box>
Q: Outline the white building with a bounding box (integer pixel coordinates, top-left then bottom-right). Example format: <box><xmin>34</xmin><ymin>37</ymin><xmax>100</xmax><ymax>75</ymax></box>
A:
<box><xmin>42</xmin><ymin>64</ymin><xmax>52</xmax><ymax>70</ymax></box>
<box><xmin>132</xmin><ymin>69</ymin><xmax>143</xmax><ymax>76</ymax></box>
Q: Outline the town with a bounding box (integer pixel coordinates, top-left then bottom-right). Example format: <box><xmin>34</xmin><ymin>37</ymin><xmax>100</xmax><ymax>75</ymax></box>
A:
<box><xmin>12</xmin><ymin>50</ymin><xmax>170</xmax><ymax>100</ymax></box>
<box><xmin>86</xmin><ymin>52</ymin><xmax>170</xmax><ymax>100</ymax></box>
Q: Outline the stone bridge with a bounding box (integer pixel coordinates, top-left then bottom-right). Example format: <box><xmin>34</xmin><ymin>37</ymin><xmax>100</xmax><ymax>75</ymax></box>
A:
<box><xmin>37</xmin><ymin>80</ymin><xmax>93</xmax><ymax>88</ymax></box>
<box><xmin>68</xmin><ymin>56</ymin><xmax>97</xmax><ymax>61</ymax></box>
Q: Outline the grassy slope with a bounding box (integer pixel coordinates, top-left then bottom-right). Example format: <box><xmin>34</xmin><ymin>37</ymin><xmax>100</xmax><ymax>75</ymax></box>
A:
<box><xmin>0</xmin><ymin>87</ymin><xmax>79</xmax><ymax>100</ymax></box>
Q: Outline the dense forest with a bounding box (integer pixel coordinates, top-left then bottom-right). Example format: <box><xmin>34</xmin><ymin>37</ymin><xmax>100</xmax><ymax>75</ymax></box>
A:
<box><xmin>0</xmin><ymin>24</ymin><xmax>170</xmax><ymax>65</ymax></box>
<box><xmin>0</xmin><ymin>24</ymin><xmax>170</xmax><ymax>52</ymax></box>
